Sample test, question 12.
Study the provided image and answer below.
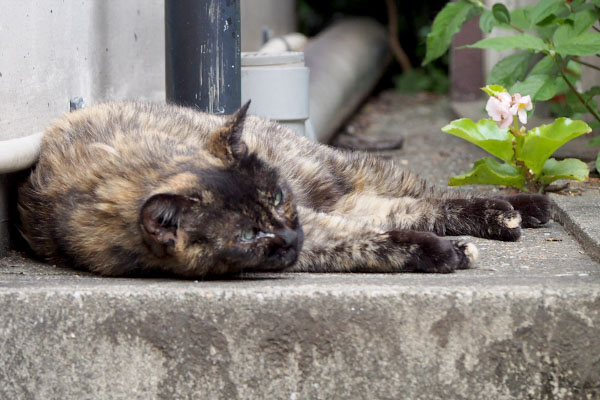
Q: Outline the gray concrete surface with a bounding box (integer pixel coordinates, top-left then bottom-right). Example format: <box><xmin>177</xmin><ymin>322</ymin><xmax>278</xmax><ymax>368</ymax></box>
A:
<box><xmin>1</xmin><ymin>93</ymin><xmax>599</xmax><ymax>399</ymax></box>
<box><xmin>552</xmin><ymin>190</ymin><xmax>600</xmax><ymax>264</ymax></box>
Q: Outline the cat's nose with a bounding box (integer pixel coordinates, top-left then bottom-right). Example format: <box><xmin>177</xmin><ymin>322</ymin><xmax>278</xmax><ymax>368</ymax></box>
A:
<box><xmin>274</xmin><ymin>227</ymin><xmax>298</xmax><ymax>248</ymax></box>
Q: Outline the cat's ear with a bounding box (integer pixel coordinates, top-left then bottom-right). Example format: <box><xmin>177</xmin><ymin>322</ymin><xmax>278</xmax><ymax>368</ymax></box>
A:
<box><xmin>208</xmin><ymin>101</ymin><xmax>250</xmax><ymax>166</ymax></box>
<box><xmin>140</xmin><ymin>193</ymin><xmax>193</xmax><ymax>256</ymax></box>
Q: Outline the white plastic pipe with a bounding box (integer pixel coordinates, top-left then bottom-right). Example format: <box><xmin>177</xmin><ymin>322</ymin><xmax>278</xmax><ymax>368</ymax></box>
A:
<box><xmin>304</xmin><ymin>18</ymin><xmax>389</xmax><ymax>143</ymax></box>
<box><xmin>259</xmin><ymin>33</ymin><xmax>308</xmax><ymax>53</ymax></box>
<box><xmin>242</xmin><ymin>51</ymin><xmax>312</xmax><ymax>139</ymax></box>
<box><xmin>0</xmin><ymin>132</ymin><xmax>43</xmax><ymax>174</ymax></box>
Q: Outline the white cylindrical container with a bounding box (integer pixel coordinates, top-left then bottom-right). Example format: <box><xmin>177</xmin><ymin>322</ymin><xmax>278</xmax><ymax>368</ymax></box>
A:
<box><xmin>241</xmin><ymin>52</ymin><xmax>313</xmax><ymax>140</ymax></box>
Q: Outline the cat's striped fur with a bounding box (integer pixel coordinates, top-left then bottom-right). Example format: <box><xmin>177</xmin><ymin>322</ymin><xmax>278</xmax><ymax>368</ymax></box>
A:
<box><xmin>18</xmin><ymin>101</ymin><xmax>551</xmax><ymax>277</ymax></box>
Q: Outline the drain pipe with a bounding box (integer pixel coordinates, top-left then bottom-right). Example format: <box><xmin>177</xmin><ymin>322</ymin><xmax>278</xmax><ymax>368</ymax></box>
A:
<box><xmin>304</xmin><ymin>18</ymin><xmax>389</xmax><ymax>143</ymax></box>
<box><xmin>165</xmin><ymin>0</ymin><xmax>241</xmax><ymax>114</ymax></box>
<box><xmin>0</xmin><ymin>132</ymin><xmax>43</xmax><ymax>175</ymax></box>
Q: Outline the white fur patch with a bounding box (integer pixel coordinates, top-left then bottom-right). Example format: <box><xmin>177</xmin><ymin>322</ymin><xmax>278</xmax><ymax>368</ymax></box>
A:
<box><xmin>464</xmin><ymin>242</ymin><xmax>479</xmax><ymax>266</ymax></box>
<box><xmin>502</xmin><ymin>214</ymin><xmax>522</xmax><ymax>229</ymax></box>
<box><xmin>90</xmin><ymin>143</ymin><xmax>120</xmax><ymax>157</ymax></box>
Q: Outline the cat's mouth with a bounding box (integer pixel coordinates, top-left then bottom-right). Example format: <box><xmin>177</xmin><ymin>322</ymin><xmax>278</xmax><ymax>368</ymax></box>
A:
<box><xmin>261</xmin><ymin>225</ymin><xmax>304</xmax><ymax>271</ymax></box>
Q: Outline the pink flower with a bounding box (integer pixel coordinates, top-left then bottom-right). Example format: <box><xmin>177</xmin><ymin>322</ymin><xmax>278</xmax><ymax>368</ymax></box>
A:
<box><xmin>485</xmin><ymin>91</ymin><xmax>533</xmax><ymax>128</ymax></box>
<box><xmin>510</xmin><ymin>93</ymin><xmax>533</xmax><ymax>124</ymax></box>
<box><xmin>486</xmin><ymin>92</ymin><xmax>513</xmax><ymax>129</ymax></box>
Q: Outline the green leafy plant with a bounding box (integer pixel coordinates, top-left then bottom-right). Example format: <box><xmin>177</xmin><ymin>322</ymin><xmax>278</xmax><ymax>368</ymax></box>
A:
<box><xmin>443</xmin><ymin>85</ymin><xmax>590</xmax><ymax>192</ymax></box>
<box><xmin>424</xmin><ymin>0</ymin><xmax>600</xmax><ymax>176</ymax></box>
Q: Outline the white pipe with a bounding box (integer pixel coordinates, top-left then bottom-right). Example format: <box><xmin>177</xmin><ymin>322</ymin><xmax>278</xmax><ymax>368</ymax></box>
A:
<box><xmin>304</xmin><ymin>18</ymin><xmax>389</xmax><ymax>143</ymax></box>
<box><xmin>258</xmin><ymin>33</ymin><xmax>308</xmax><ymax>53</ymax></box>
<box><xmin>0</xmin><ymin>132</ymin><xmax>43</xmax><ymax>174</ymax></box>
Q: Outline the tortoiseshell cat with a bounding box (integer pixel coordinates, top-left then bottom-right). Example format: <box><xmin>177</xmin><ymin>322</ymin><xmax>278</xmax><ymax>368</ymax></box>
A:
<box><xmin>18</xmin><ymin>101</ymin><xmax>551</xmax><ymax>277</ymax></box>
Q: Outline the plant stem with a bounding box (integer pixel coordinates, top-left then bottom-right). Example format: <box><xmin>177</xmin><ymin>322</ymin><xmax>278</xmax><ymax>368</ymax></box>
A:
<box><xmin>384</xmin><ymin>0</ymin><xmax>412</xmax><ymax>73</ymax></box>
<box><xmin>509</xmin><ymin>23</ymin><xmax>525</xmax><ymax>34</ymax></box>
<box><xmin>560</xmin><ymin>70</ymin><xmax>600</xmax><ymax>123</ymax></box>
<box><xmin>571</xmin><ymin>58</ymin><xmax>600</xmax><ymax>72</ymax></box>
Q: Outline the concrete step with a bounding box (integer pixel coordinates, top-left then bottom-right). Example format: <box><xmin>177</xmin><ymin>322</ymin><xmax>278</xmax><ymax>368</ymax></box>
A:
<box><xmin>1</xmin><ymin>93</ymin><xmax>599</xmax><ymax>399</ymax></box>
<box><xmin>1</xmin><ymin>219</ymin><xmax>599</xmax><ymax>399</ymax></box>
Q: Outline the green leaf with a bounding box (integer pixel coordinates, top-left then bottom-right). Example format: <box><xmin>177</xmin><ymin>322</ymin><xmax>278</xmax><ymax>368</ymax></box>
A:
<box><xmin>536</xmin><ymin>13</ymin><xmax>560</xmax><ymax>27</ymax></box>
<box><xmin>442</xmin><ymin>118</ymin><xmax>514</xmax><ymax>162</ymax></box>
<box><xmin>570</xmin><ymin>9</ymin><xmax>600</xmax><ymax>35</ymax></box>
<box><xmin>518</xmin><ymin>118</ymin><xmax>592</xmax><ymax>175</ymax></box>
<box><xmin>553</xmin><ymin>24</ymin><xmax>578</xmax><ymax>47</ymax></box>
<box><xmin>554</xmin><ymin>32</ymin><xmax>600</xmax><ymax>56</ymax></box>
<box><xmin>540</xmin><ymin>158</ymin><xmax>589</xmax><ymax>184</ymax></box>
<box><xmin>492</xmin><ymin>3</ymin><xmax>511</xmax><ymax>24</ymax></box>
<box><xmin>596</xmin><ymin>152</ymin><xmax>600</xmax><ymax>174</ymax></box>
<box><xmin>565</xmin><ymin>58</ymin><xmax>583</xmax><ymax>77</ymax></box>
<box><xmin>529</xmin><ymin>55</ymin><xmax>559</xmax><ymax>76</ymax></box>
<box><xmin>565</xmin><ymin>87</ymin><xmax>599</xmax><ymax>114</ymax></box>
<box><xmin>481</xmin><ymin>84</ymin><xmax>508</xmax><ymax>97</ymax></box>
<box><xmin>449</xmin><ymin>157</ymin><xmax>525</xmax><ymax>189</ymax></box>
<box><xmin>511</xmin><ymin>7</ymin><xmax>533</xmax><ymax>31</ymax></box>
<box><xmin>487</xmin><ymin>52</ymin><xmax>532</xmax><ymax>87</ymax></box>
<box><xmin>510</xmin><ymin>74</ymin><xmax>557</xmax><ymax>102</ymax></box>
<box><xmin>553</xmin><ymin>75</ymin><xmax>571</xmax><ymax>95</ymax></box>
<box><xmin>530</xmin><ymin>0</ymin><xmax>565</xmax><ymax>24</ymax></box>
<box><xmin>464</xmin><ymin>34</ymin><xmax>550</xmax><ymax>52</ymax></box>
<box><xmin>479</xmin><ymin>10</ymin><xmax>497</xmax><ymax>34</ymax></box>
<box><xmin>588</xmin><ymin>136</ymin><xmax>600</xmax><ymax>146</ymax></box>
<box><xmin>423</xmin><ymin>1</ymin><xmax>477</xmax><ymax>65</ymax></box>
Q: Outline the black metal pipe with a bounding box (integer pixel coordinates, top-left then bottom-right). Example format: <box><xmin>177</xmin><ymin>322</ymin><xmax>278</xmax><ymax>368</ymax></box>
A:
<box><xmin>165</xmin><ymin>0</ymin><xmax>241</xmax><ymax>114</ymax></box>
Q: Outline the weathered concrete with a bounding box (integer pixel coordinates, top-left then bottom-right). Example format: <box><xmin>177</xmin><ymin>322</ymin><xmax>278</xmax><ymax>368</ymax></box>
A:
<box><xmin>551</xmin><ymin>190</ymin><xmax>600</xmax><ymax>264</ymax></box>
<box><xmin>1</xmin><ymin>93</ymin><xmax>599</xmax><ymax>399</ymax></box>
<box><xmin>1</xmin><ymin>237</ymin><xmax>599</xmax><ymax>400</ymax></box>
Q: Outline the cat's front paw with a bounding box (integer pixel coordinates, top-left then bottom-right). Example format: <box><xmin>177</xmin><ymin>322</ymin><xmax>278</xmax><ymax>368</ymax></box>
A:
<box><xmin>389</xmin><ymin>231</ymin><xmax>478</xmax><ymax>273</ymax></box>
<box><xmin>452</xmin><ymin>239</ymin><xmax>479</xmax><ymax>270</ymax></box>
<box><xmin>501</xmin><ymin>193</ymin><xmax>551</xmax><ymax>228</ymax></box>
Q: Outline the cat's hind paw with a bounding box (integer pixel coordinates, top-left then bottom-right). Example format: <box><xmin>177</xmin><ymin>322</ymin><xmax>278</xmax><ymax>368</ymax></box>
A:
<box><xmin>446</xmin><ymin>198</ymin><xmax>522</xmax><ymax>242</ymax></box>
<box><xmin>389</xmin><ymin>231</ymin><xmax>477</xmax><ymax>273</ymax></box>
<box><xmin>502</xmin><ymin>193</ymin><xmax>551</xmax><ymax>228</ymax></box>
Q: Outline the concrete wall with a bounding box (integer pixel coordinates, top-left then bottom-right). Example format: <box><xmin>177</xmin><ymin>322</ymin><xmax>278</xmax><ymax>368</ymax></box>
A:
<box><xmin>0</xmin><ymin>0</ymin><xmax>296</xmax><ymax>142</ymax></box>
<box><xmin>0</xmin><ymin>1</ymin><xmax>165</xmax><ymax>141</ymax></box>
<box><xmin>241</xmin><ymin>0</ymin><xmax>297</xmax><ymax>52</ymax></box>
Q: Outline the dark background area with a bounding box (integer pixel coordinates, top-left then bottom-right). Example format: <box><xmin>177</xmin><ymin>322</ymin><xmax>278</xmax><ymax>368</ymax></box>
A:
<box><xmin>297</xmin><ymin>0</ymin><xmax>451</xmax><ymax>94</ymax></box>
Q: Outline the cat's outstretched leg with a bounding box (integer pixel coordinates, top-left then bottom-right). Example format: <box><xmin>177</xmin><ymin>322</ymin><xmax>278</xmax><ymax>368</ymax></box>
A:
<box><xmin>289</xmin><ymin>207</ymin><xmax>478</xmax><ymax>273</ymax></box>
<box><xmin>330</xmin><ymin>192</ymin><xmax>550</xmax><ymax>242</ymax></box>
<box><xmin>440</xmin><ymin>193</ymin><xmax>551</xmax><ymax>240</ymax></box>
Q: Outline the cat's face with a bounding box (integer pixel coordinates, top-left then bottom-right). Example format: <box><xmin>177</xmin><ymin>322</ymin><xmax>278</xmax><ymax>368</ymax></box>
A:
<box><xmin>139</xmin><ymin>102</ymin><xmax>303</xmax><ymax>277</ymax></box>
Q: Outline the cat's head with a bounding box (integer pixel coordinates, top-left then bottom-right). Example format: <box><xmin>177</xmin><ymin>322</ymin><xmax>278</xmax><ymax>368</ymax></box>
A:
<box><xmin>139</xmin><ymin>102</ymin><xmax>303</xmax><ymax>277</ymax></box>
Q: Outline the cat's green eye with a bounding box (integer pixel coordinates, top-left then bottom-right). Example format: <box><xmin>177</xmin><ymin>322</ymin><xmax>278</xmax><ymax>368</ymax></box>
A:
<box><xmin>242</xmin><ymin>229</ymin><xmax>255</xmax><ymax>241</ymax></box>
<box><xmin>273</xmin><ymin>191</ymin><xmax>282</xmax><ymax>207</ymax></box>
